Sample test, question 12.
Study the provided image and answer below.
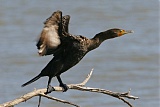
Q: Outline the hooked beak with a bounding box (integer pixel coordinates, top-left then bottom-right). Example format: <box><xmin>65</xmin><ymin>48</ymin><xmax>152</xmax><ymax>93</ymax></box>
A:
<box><xmin>118</xmin><ymin>30</ymin><xmax>134</xmax><ymax>36</ymax></box>
<box><xmin>124</xmin><ymin>30</ymin><xmax>134</xmax><ymax>34</ymax></box>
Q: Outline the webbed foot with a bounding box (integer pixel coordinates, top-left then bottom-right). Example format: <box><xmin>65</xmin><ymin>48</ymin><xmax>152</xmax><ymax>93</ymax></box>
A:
<box><xmin>60</xmin><ymin>83</ymin><xmax>69</xmax><ymax>92</ymax></box>
<box><xmin>44</xmin><ymin>85</ymin><xmax>55</xmax><ymax>94</ymax></box>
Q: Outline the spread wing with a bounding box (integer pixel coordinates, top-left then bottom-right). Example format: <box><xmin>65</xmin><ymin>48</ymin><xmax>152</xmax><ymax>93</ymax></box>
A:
<box><xmin>37</xmin><ymin>10</ymin><xmax>62</xmax><ymax>56</ymax></box>
<box><xmin>62</xmin><ymin>15</ymin><xmax>70</xmax><ymax>33</ymax></box>
<box><xmin>36</xmin><ymin>11</ymin><xmax>70</xmax><ymax>56</ymax></box>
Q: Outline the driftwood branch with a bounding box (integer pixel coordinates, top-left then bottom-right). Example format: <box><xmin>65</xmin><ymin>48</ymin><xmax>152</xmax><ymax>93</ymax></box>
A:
<box><xmin>0</xmin><ymin>69</ymin><xmax>138</xmax><ymax>107</ymax></box>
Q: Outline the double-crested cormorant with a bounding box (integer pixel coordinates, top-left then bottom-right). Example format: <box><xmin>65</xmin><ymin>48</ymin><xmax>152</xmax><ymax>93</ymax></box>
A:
<box><xmin>22</xmin><ymin>10</ymin><xmax>133</xmax><ymax>94</ymax></box>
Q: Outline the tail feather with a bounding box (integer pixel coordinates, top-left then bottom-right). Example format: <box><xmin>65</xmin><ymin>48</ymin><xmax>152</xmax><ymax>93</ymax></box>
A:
<box><xmin>21</xmin><ymin>74</ymin><xmax>41</xmax><ymax>87</ymax></box>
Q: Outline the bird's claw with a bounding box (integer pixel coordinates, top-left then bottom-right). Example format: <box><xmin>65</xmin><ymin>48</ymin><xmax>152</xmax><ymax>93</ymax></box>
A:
<box><xmin>45</xmin><ymin>85</ymin><xmax>55</xmax><ymax>94</ymax></box>
<box><xmin>44</xmin><ymin>84</ymin><xmax>68</xmax><ymax>94</ymax></box>
<box><xmin>60</xmin><ymin>83</ymin><xmax>69</xmax><ymax>92</ymax></box>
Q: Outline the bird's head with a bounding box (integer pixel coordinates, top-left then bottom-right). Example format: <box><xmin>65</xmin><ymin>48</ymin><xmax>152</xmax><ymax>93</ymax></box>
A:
<box><xmin>94</xmin><ymin>28</ymin><xmax>133</xmax><ymax>41</ymax></box>
<box><xmin>105</xmin><ymin>28</ymin><xmax>134</xmax><ymax>39</ymax></box>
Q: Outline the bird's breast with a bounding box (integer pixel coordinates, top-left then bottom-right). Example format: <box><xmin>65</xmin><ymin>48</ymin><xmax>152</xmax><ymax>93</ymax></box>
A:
<box><xmin>64</xmin><ymin>41</ymin><xmax>88</xmax><ymax>66</ymax></box>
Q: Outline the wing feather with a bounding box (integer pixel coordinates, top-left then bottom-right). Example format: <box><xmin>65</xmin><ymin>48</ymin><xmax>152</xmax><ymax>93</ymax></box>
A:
<box><xmin>37</xmin><ymin>10</ymin><xmax>62</xmax><ymax>56</ymax></box>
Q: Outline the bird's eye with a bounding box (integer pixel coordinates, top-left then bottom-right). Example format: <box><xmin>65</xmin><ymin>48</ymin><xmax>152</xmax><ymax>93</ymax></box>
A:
<box><xmin>120</xmin><ymin>30</ymin><xmax>123</xmax><ymax>32</ymax></box>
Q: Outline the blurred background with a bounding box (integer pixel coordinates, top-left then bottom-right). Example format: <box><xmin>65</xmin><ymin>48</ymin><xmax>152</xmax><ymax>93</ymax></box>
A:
<box><xmin>0</xmin><ymin>0</ymin><xmax>159</xmax><ymax>107</ymax></box>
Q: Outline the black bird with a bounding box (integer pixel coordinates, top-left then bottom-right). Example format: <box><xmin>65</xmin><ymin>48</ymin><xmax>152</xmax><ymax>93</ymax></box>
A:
<box><xmin>22</xmin><ymin>10</ymin><xmax>133</xmax><ymax>94</ymax></box>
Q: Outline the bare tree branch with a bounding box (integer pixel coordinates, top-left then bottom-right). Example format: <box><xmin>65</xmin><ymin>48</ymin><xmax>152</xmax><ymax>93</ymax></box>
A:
<box><xmin>39</xmin><ymin>93</ymin><xmax>79</xmax><ymax>107</ymax></box>
<box><xmin>0</xmin><ymin>69</ymin><xmax>138</xmax><ymax>107</ymax></box>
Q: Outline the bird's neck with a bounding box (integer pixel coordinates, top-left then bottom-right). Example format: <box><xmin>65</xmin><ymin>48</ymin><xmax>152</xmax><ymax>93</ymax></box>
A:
<box><xmin>88</xmin><ymin>32</ymin><xmax>104</xmax><ymax>51</ymax></box>
<box><xmin>88</xmin><ymin>31</ymin><xmax>113</xmax><ymax>51</ymax></box>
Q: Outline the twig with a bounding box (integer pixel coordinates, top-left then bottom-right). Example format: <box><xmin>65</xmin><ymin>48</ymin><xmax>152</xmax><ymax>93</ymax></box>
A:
<box><xmin>69</xmin><ymin>86</ymin><xmax>138</xmax><ymax>107</ymax></box>
<box><xmin>0</xmin><ymin>69</ymin><xmax>138</xmax><ymax>107</ymax></box>
<box><xmin>39</xmin><ymin>93</ymin><xmax>79</xmax><ymax>107</ymax></box>
<box><xmin>38</xmin><ymin>95</ymin><xmax>41</xmax><ymax>107</ymax></box>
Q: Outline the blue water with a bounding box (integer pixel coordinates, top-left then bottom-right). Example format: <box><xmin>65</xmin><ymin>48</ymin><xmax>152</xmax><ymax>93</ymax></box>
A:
<box><xmin>0</xmin><ymin>0</ymin><xmax>159</xmax><ymax>107</ymax></box>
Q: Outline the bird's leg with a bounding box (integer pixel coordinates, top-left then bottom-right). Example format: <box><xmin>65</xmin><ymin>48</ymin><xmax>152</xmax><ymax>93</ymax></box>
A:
<box><xmin>44</xmin><ymin>77</ymin><xmax>55</xmax><ymax>94</ymax></box>
<box><xmin>56</xmin><ymin>75</ymin><xmax>69</xmax><ymax>92</ymax></box>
